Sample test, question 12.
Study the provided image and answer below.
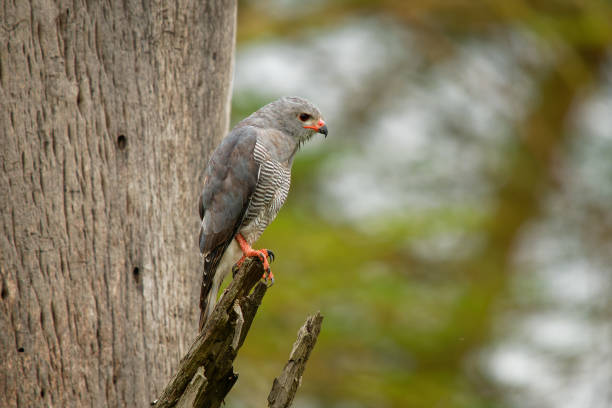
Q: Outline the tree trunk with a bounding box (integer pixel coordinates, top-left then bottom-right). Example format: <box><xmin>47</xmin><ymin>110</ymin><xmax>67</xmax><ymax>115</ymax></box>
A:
<box><xmin>0</xmin><ymin>1</ymin><xmax>236</xmax><ymax>406</ymax></box>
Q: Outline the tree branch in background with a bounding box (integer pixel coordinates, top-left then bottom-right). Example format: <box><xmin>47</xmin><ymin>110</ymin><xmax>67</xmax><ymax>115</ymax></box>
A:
<box><xmin>268</xmin><ymin>313</ymin><xmax>324</xmax><ymax>408</ymax></box>
<box><xmin>153</xmin><ymin>258</ymin><xmax>323</xmax><ymax>408</ymax></box>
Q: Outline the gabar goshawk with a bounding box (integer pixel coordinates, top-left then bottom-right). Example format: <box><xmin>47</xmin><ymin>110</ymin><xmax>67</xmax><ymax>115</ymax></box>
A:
<box><xmin>198</xmin><ymin>96</ymin><xmax>328</xmax><ymax>330</ymax></box>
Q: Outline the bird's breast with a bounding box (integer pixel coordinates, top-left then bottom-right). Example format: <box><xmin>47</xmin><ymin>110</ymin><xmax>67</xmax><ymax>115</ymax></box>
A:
<box><xmin>240</xmin><ymin>158</ymin><xmax>291</xmax><ymax>244</ymax></box>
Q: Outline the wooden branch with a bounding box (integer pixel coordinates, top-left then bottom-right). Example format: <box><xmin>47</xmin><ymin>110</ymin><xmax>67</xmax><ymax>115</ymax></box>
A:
<box><xmin>268</xmin><ymin>313</ymin><xmax>324</xmax><ymax>408</ymax></box>
<box><xmin>153</xmin><ymin>258</ymin><xmax>267</xmax><ymax>408</ymax></box>
<box><xmin>153</xmin><ymin>258</ymin><xmax>323</xmax><ymax>408</ymax></box>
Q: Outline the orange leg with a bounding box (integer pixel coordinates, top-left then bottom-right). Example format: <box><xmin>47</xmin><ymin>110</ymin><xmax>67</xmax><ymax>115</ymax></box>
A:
<box><xmin>234</xmin><ymin>233</ymin><xmax>275</xmax><ymax>283</ymax></box>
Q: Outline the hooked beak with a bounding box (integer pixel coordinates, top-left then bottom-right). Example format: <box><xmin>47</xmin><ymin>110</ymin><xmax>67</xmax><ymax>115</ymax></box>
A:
<box><xmin>303</xmin><ymin>119</ymin><xmax>328</xmax><ymax>138</ymax></box>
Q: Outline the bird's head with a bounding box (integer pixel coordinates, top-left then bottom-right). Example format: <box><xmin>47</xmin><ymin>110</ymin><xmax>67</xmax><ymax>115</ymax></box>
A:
<box><xmin>262</xmin><ymin>96</ymin><xmax>328</xmax><ymax>144</ymax></box>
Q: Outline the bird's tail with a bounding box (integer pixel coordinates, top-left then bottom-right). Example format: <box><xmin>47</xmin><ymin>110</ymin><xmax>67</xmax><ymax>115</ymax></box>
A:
<box><xmin>198</xmin><ymin>260</ymin><xmax>218</xmax><ymax>331</ymax></box>
<box><xmin>198</xmin><ymin>241</ymin><xmax>238</xmax><ymax>331</ymax></box>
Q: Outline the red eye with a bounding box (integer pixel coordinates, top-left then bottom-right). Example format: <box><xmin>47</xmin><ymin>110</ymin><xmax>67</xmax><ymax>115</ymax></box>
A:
<box><xmin>299</xmin><ymin>113</ymin><xmax>311</xmax><ymax>121</ymax></box>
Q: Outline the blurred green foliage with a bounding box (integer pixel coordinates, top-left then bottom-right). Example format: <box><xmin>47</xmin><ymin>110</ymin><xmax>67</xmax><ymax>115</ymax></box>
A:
<box><xmin>225</xmin><ymin>1</ymin><xmax>612</xmax><ymax>407</ymax></box>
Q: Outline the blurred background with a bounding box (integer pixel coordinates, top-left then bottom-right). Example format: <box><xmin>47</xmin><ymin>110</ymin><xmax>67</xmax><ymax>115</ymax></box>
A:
<box><xmin>226</xmin><ymin>1</ymin><xmax>612</xmax><ymax>407</ymax></box>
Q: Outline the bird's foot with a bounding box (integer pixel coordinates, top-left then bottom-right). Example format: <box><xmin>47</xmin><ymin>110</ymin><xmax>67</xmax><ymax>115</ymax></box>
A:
<box><xmin>233</xmin><ymin>248</ymin><xmax>275</xmax><ymax>282</ymax></box>
<box><xmin>234</xmin><ymin>234</ymin><xmax>275</xmax><ymax>283</ymax></box>
<box><xmin>261</xmin><ymin>268</ymin><xmax>275</xmax><ymax>287</ymax></box>
<box><xmin>254</xmin><ymin>249</ymin><xmax>275</xmax><ymax>286</ymax></box>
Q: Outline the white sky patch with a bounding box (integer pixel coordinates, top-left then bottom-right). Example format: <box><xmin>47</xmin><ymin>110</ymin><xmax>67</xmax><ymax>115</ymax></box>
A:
<box><xmin>573</xmin><ymin>78</ymin><xmax>612</xmax><ymax>142</ymax></box>
<box><xmin>311</xmin><ymin>35</ymin><xmax>536</xmax><ymax>222</ymax></box>
<box><xmin>520</xmin><ymin>312</ymin><xmax>595</xmax><ymax>353</ymax></box>
<box><xmin>409</xmin><ymin>231</ymin><xmax>485</xmax><ymax>262</ymax></box>
<box><xmin>235</xmin><ymin>18</ymin><xmax>410</xmax><ymax>120</ymax></box>
<box><xmin>540</xmin><ymin>261</ymin><xmax>608</xmax><ymax>305</ymax></box>
<box><xmin>486</xmin><ymin>345</ymin><xmax>557</xmax><ymax>390</ymax></box>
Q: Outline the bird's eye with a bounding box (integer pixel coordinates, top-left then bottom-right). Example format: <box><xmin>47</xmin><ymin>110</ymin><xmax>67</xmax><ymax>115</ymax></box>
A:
<box><xmin>298</xmin><ymin>113</ymin><xmax>311</xmax><ymax>122</ymax></box>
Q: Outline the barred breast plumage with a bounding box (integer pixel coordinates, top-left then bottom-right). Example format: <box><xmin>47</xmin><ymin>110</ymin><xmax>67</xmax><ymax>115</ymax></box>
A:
<box><xmin>240</xmin><ymin>139</ymin><xmax>291</xmax><ymax>243</ymax></box>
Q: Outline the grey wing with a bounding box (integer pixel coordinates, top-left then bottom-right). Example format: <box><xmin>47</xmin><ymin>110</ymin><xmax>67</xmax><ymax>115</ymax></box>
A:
<box><xmin>198</xmin><ymin>126</ymin><xmax>260</xmax><ymax>327</ymax></box>
<box><xmin>198</xmin><ymin>126</ymin><xmax>260</xmax><ymax>256</ymax></box>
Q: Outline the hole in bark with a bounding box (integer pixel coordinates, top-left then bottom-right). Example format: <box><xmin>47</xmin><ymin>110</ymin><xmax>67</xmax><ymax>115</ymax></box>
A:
<box><xmin>132</xmin><ymin>267</ymin><xmax>140</xmax><ymax>284</ymax></box>
<box><xmin>40</xmin><ymin>389</ymin><xmax>45</xmax><ymax>398</ymax></box>
<box><xmin>1</xmin><ymin>284</ymin><xmax>7</xmax><ymax>299</ymax></box>
<box><xmin>117</xmin><ymin>135</ymin><xmax>127</xmax><ymax>150</ymax></box>
<box><xmin>17</xmin><ymin>347</ymin><xmax>24</xmax><ymax>353</ymax></box>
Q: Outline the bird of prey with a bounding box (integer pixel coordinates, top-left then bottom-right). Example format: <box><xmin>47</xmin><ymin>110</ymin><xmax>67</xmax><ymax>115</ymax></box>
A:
<box><xmin>198</xmin><ymin>96</ymin><xmax>328</xmax><ymax>330</ymax></box>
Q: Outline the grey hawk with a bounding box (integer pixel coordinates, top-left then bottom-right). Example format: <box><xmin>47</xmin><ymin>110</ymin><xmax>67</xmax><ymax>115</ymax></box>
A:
<box><xmin>198</xmin><ymin>96</ymin><xmax>328</xmax><ymax>330</ymax></box>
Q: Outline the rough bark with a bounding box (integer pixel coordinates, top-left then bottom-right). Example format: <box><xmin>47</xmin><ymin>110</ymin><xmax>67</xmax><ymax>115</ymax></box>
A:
<box><xmin>268</xmin><ymin>312</ymin><xmax>323</xmax><ymax>408</ymax></box>
<box><xmin>0</xmin><ymin>1</ymin><xmax>236</xmax><ymax>406</ymax></box>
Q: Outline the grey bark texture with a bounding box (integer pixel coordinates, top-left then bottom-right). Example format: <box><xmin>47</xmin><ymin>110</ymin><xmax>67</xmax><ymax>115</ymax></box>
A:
<box><xmin>268</xmin><ymin>312</ymin><xmax>323</xmax><ymax>408</ymax></box>
<box><xmin>0</xmin><ymin>1</ymin><xmax>236</xmax><ymax>407</ymax></box>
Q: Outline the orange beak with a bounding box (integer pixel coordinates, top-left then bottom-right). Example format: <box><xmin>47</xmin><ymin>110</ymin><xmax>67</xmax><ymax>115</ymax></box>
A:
<box><xmin>303</xmin><ymin>119</ymin><xmax>328</xmax><ymax>137</ymax></box>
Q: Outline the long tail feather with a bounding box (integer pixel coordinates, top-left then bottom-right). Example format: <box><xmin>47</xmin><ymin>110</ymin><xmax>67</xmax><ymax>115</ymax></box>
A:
<box><xmin>198</xmin><ymin>246</ymin><xmax>225</xmax><ymax>331</ymax></box>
